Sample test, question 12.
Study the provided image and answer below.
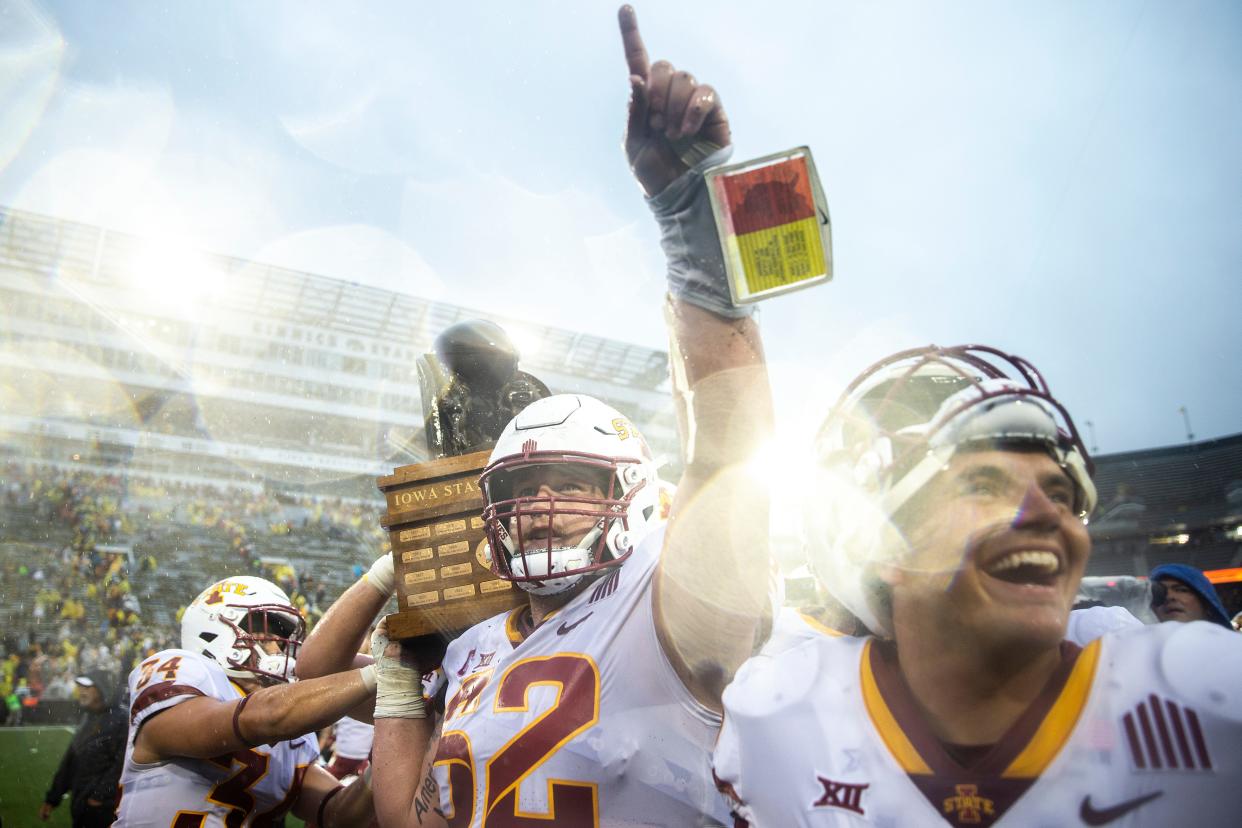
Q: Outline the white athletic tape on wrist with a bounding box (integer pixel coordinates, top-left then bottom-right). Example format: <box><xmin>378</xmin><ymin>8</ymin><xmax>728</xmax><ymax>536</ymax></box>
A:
<box><xmin>364</xmin><ymin>553</ymin><xmax>395</xmax><ymax>597</ymax></box>
<box><xmin>370</xmin><ymin>626</ymin><xmax>426</xmax><ymax>720</ymax></box>
<box><xmin>359</xmin><ymin>664</ymin><xmax>377</xmax><ymax>693</ymax></box>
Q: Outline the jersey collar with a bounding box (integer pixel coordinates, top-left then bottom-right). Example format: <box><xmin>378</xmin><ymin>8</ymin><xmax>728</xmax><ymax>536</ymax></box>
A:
<box><xmin>861</xmin><ymin>636</ymin><xmax>1100</xmax><ymax>778</ymax></box>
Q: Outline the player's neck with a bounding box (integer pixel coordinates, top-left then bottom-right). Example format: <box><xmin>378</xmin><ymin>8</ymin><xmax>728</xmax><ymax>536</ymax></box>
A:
<box><xmin>526</xmin><ymin>582</ymin><xmax>589</xmax><ymax>628</ymax></box>
<box><xmin>891</xmin><ymin>626</ymin><xmax>1063</xmax><ymax>747</ymax></box>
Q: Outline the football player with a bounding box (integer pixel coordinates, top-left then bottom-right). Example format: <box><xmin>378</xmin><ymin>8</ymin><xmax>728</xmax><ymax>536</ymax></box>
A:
<box><xmin>298</xmin><ymin>8</ymin><xmax>773</xmax><ymax>826</ymax></box>
<box><xmin>713</xmin><ymin>346</ymin><xmax>1242</xmax><ymax>826</ymax></box>
<box><xmin>113</xmin><ymin>576</ymin><xmax>379</xmax><ymax>827</ymax></box>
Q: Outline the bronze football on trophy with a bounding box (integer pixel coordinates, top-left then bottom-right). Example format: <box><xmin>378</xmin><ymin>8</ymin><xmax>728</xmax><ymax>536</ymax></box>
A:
<box><xmin>420</xmin><ymin>319</ymin><xmax>551</xmax><ymax>459</ymax></box>
<box><xmin>434</xmin><ymin>319</ymin><xmax>519</xmax><ymax>390</ymax></box>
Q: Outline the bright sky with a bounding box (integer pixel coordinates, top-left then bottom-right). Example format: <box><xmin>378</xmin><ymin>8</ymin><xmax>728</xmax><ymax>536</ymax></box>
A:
<box><xmin>2</xmin><ymin>0</ymin><xmax>1239</xmax><ymax>455</ymax></box>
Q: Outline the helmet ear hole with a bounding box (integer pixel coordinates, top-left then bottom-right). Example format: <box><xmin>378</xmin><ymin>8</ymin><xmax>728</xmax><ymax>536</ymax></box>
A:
<box><xmin>198</xmin><ymin>632</ymin><xmax>217</xmax><ymax>643</ymax></box>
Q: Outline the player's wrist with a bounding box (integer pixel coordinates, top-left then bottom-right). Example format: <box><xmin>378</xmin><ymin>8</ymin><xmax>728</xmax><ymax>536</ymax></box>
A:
<box><xmin>359</xmin><ymin>664</ymin><xmax>377</xmax><ymax>693</ymax></box>
<box><xmin>646</xmin><ymin>145</ymin><xmax>754</xmax><ymax>320</ymax></box>
<box><xmin>373</xmin><ymin>665</ymin><xmax>426</xmax><ymax>719</ymax></box>
<box><xmin>363</xmin><ymin>553</ymin><xmax>395</xmax><ymax>597</ymax></box>
<box><xmin>369</xmin><ymin>624</ymin><xmax>427</xmax><ymax>719</ymax></box>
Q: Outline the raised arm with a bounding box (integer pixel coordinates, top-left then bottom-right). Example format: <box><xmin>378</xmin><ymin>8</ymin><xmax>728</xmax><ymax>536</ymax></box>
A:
<box><xmin>297</xmin><ymin>551</ymin><xmax>393</xmax><ymax>679</ymax></box>
<box><xmin>367</xmin><ymin>621</ymin><xmax>447</xmax><ymax>828</ymax></box>
<box><xmin>620</xmin><ymin>6</ymin><xmax>774</xmax><ymax>711</ymax></box>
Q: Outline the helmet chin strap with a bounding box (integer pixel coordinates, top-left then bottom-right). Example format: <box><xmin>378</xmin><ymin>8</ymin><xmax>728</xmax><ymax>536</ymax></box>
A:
<box><xmin>510</xmin><ymin>520</ymin><xmax>606</xmax><ymax>584</ymax></box>
<box><xmin>575</xmin><ymin>523</ymin><xmax>605</xmax><ymax>555</ymax></box>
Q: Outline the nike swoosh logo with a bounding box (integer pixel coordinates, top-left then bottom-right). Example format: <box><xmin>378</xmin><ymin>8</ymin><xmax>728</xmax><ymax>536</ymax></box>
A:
<box><xmin>818</xmin><ymin>207</ymin><xmax>830</xmax><ymax>226</ymax></box>
<box><xmin>556</xmin><ymin>612</ymin><xmax>593</xmax><ymax>636</ymax></box>
<box><xmin>1080</xmin><ymin>791</ymin><xmax>1163</xmax><ymax>825</ymax></box>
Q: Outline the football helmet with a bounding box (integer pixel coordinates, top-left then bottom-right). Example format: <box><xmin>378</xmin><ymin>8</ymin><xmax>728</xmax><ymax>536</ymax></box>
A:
<box><xmin>806</xmin><ymin>345</ymin><xmax>1096</xmax><ymax>636</ymax></box>
<box><xmin>480</xmin><ymin>394</ymin><xmax>662</xmax><ymax>596</ymax></box>
<box><xmin>181</xmin><ymin>576</ymin><xmax>304</xmax><ymax>684</ymax></box>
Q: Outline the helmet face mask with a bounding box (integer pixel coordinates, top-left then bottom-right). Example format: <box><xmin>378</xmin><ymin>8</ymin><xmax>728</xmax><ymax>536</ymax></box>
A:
<box><xmin>181</xmin><ymin>577</ymin><xmax>305</xmax><ymax>685</ymax></box>
<box><xmin>480</xmin><ymin>395</ymin><xmax>662</xmax><ymax>596</ymax></box>
<box><xmin>806</xmin><ymin>345</ymin><xmax>1097</xmax><ymax>637</ymax></box>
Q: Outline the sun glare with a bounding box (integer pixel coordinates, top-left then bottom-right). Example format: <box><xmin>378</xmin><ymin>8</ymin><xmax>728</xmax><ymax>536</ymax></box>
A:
<box><xmin>124</xmin><ymin>238</ymin><xmax>227</xmax><ymax>318</ymax></box>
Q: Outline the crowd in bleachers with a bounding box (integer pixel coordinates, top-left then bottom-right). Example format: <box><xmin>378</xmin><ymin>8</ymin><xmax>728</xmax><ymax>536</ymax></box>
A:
<box><xmin>0</xmin><ymin>461</ymin><xmax>391</xmax><ymax>723</ymax></box>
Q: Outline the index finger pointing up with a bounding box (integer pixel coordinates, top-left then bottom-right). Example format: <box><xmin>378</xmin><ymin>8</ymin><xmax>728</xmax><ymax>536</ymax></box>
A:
<box><xmin>619</xmin><ymin>5</ymin><xmax>650</xmax><ymax>79</ymax></box>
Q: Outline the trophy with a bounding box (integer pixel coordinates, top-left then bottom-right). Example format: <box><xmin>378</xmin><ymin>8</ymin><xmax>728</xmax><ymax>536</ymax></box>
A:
<box><xmin>379</xmin><ymin>320</ymin><xmax>550</xmax><ymax>639</ymax></box>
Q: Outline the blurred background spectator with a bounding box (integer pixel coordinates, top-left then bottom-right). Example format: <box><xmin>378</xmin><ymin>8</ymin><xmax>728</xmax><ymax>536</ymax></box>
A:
<box><xmin>1148</xmin><ymin>563</ymin><xmax>1233</xmax><ymax>627</ymax></box>
<box><xmin>40</xmin><ymin>672</ymin><xmax>126</xmax><ymax>827</ymax></box>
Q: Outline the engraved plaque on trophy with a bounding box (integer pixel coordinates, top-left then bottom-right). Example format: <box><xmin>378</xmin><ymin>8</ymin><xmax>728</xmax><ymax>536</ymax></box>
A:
<box><xmin>379</xmin><ymin>449</ymin><xmax>526</xmax><ymax>639</ymax></box>
<box><xmin>381</xmin><ymin>320</ymin><xmax>548</xmax><ymax>640</ymax></box>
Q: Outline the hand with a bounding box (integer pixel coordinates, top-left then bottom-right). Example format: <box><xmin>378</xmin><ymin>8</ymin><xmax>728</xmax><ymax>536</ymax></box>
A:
<box><xmin>39</xmin><ymin>803</ymin><xmax>54</xmax><ymax>821</ymax></box>
<box><xmin>619</xmin><ymin>5</ymin><xmax>732</xmax><ymax>196</ymax></box>
<box><xmin>370</xmin><ymin>619</ymin><xmax>426</xmax><ymax>719</ymax></box>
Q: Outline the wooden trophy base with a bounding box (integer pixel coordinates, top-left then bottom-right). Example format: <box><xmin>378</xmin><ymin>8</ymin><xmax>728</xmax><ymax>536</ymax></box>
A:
<box><xmin>378</xmin><ymin>450</ymin><xmax>525</xmax><ymax>640</ymax></box>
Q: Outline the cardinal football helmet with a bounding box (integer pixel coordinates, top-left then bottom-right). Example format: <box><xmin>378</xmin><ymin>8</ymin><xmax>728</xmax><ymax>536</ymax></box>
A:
<box><xmin>181</xmin><ymin>576</ymin><xmax>304</xmax><ymax>684</ymax></box>
<box><xmin>806</xmin><ymin>344</ymin><xmax>1096</xmax><ymax>636</ymax></box>
<box><xmin>480</xmin><ymin>394</ymin><xmax>663</xmax><ymax>596</ymax></box>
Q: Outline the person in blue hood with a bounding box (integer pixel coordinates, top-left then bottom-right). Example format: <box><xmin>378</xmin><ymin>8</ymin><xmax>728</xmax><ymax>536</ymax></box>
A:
<box><xmin>1149</xmin><ymin>563</ymin><xmax>1233</xmax><ymax>628</ymax></box>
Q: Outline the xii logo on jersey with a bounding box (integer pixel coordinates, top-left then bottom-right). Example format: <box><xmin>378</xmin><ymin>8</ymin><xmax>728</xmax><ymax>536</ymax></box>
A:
<box><xmin>942</xmin><ymin>784</ymin><xmax>995</xmax><ymax>825</ymax></box>
<box><xmin>812</xmin><ymin>776</ymin><xmax>868</xmax><ymax>815</ymax></box>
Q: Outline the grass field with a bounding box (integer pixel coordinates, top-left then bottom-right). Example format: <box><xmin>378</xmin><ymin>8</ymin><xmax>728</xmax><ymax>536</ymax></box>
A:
<box><xmin>0</xmin><ymin>726</ymin><xmax>74</xmax><ymax>828</ymax></box>
<box><xmin>0</xmin><ymin>727</ymin><xmax>308</xmax><ymax>827</ymax></box>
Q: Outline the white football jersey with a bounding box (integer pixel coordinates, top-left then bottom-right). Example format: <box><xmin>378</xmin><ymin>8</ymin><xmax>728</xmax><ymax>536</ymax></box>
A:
<box><xmin>333</xmin><ymin>715</ymin><xmax>374</xmax><ymax>761</ymax></box>
<box><xmin>766</xmin><ymin>604</ymin><xmax>1142</xmax><ymax>654</ymax></box>
<box><xmin>115</xmin><ymin>648</ymin><xmax>320</xmax><ymax>828</ymax></box>
<box><xmin>715</xmin><ymin>621</ymin><xmax>1242</xmax><ymax>826</ymax></box>
<box><xmin>432</xmin><ymin>526</ymin><xmax>729</xmax><ymax>827</ymax></box>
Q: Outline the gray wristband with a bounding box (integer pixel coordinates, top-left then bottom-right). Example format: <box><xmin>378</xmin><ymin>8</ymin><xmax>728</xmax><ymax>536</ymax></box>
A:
<box><xmin>646</xmin><ymin>145</ymin><xmax>754</xmax><ymax>320</ymax></box>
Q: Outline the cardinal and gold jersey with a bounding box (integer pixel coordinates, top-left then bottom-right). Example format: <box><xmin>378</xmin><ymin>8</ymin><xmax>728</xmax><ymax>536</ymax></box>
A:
<box><xmin>431</xmin><ymin>526</ymin><xmax>730</xmax><ymax>827</ymax></box>
<box><xmin>715</xmin><ymin>621</ymin><xmax>1242</xmax><ymax>826</ymax></box>
<box><xmin>764</xmin><ymin>604</ymin><xmax>1141</xmax><ymax>655</ymax></box>
<box><xmin>115</xmin><ymin>648</ymin><xmax>320</xmax><ymax>828</ymax></box>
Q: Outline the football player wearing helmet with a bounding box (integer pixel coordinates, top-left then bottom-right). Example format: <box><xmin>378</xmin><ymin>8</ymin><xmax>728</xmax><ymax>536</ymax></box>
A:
<box><xmin>301</xmin><ymin>9</ymin><xmax>774</xmax><ymax>827</ymax></box>
<box><xmin>113</xmin><ymin>576</ymin><xmax>379</xmax><ymax>827</ymax></box>
<box><xmin>713</xmin><ymin>346</ymin><xmax>1242</xmax><ymax>826</ymax></box>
